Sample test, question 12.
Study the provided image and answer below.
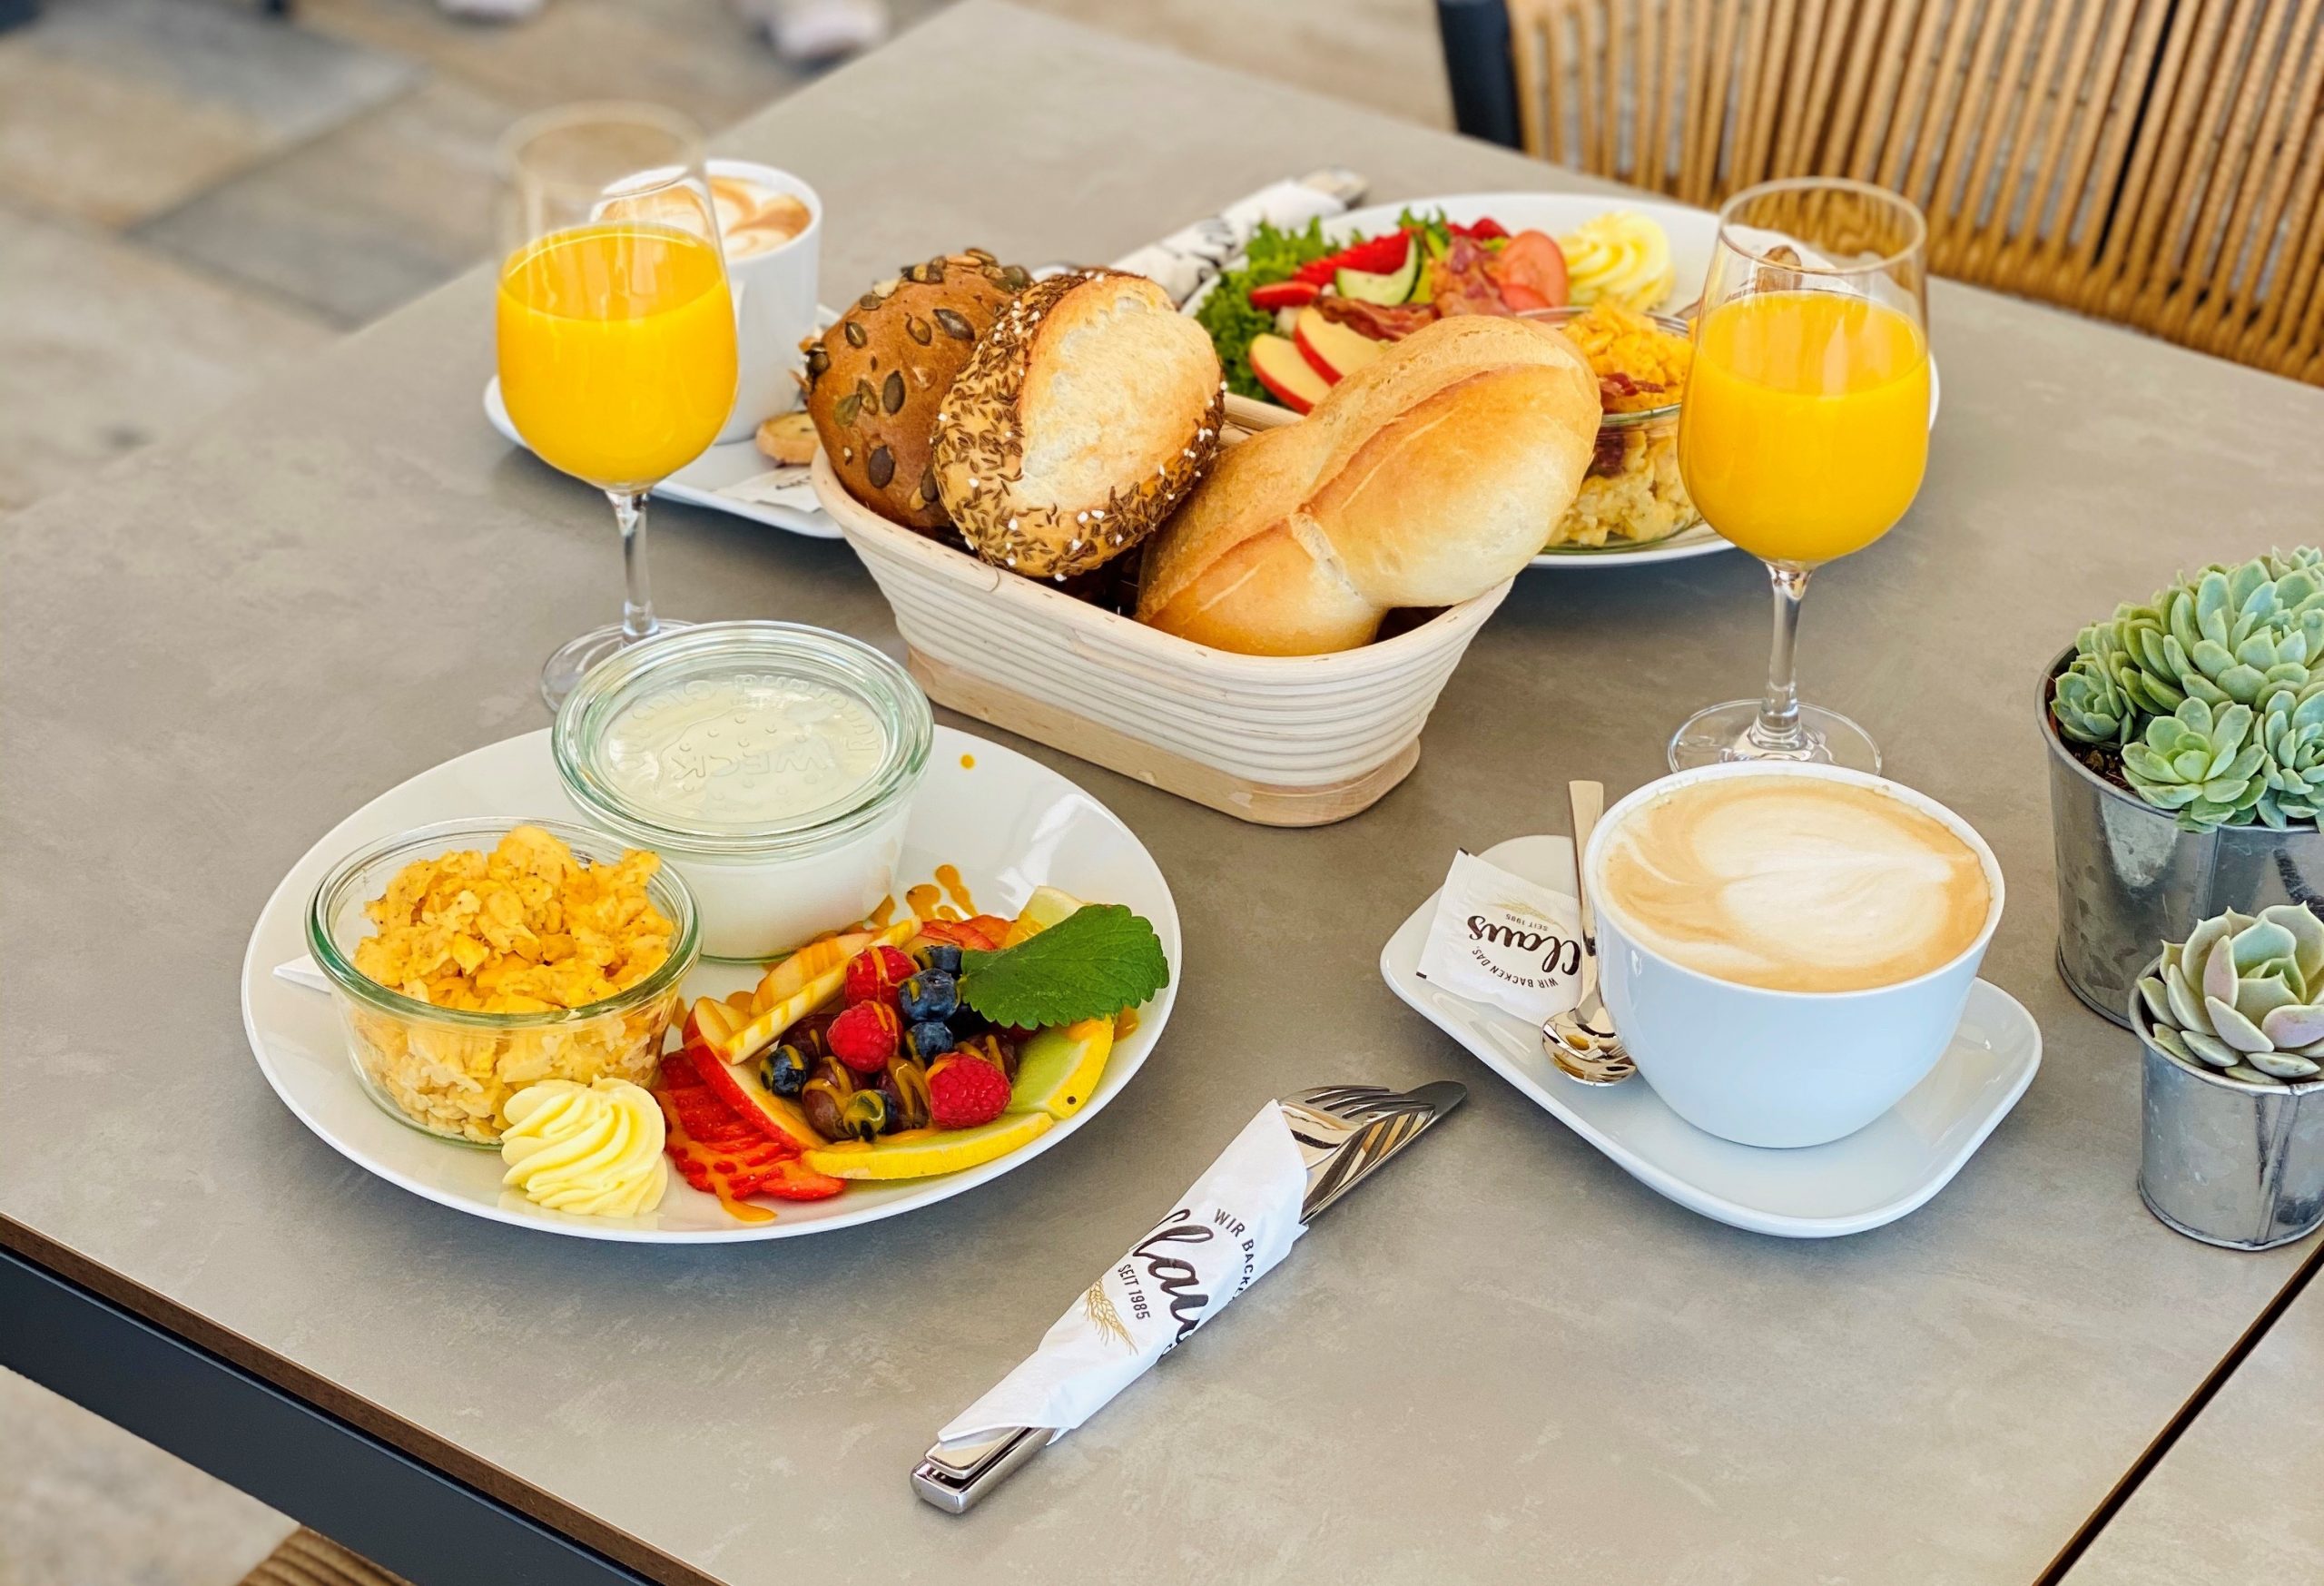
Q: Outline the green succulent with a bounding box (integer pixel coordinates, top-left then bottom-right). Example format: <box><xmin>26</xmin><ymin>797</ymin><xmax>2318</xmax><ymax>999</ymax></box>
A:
<box><xmin>2119</xmin><ymin>697</ymin><xmax>2265</xmax><ymax>829</ymax></box>
<box><xmin>2052</xmin><ymin>625</ymin><xmax>2135</xmax><ymax>746</ymax></box>
<box><xmin>2138</xmin><ymin>903</ymin><xmax>2324</xmax><ymax>1085</ymax></box>
<box><xmin>2052</xmin><ymin>548</ymin><xmax>2324</xmax><ymax>831</ymax></box>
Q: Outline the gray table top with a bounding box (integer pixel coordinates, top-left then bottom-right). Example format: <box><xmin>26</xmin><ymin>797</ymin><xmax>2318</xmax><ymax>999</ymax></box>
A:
<box><xmin>6</xmin><ymin>4</ymin><xmax>2323</xmax><ymax>1581</ymax></box>
<box><xmin>2064</xmin><ymin>1277</ymin><xmax>2324</xmax><ymax>1583</ymax></box>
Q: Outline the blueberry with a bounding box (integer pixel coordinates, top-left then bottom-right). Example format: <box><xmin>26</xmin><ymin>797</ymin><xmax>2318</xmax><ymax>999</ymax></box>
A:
<box><xmin>898</xmin><ymin>968</ymin><xmax>960</xmax><ymax>1022</ymax></box>
<box><xmin>763</xmin><ymin>1042</ymin><xmax>813</xmax><ymax>1098</ymax></box>
<box><xmin>905</xmin><ymin>1019</ymin><xmax>954</xmax><ymax>1063</ymax></box>
<box><xmin>913</xmin><ymin>942</ymin><xmax>963</xmax><ymax>976</ymax></box>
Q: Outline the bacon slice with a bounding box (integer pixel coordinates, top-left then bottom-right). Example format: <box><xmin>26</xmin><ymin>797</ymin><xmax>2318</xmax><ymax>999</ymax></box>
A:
<box><xmin>1312</xmin><ymin>296</ymin><xmax>1439</xmax><ymax>341</ymax></box>
<box><xmin>1431</xmin><ymin>233</ymin><xmax>1515</xmax><ymax>319</ymax></box>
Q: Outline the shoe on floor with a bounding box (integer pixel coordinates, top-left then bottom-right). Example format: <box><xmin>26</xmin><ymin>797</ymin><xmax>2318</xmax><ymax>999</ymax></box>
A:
<box><xmin>438</xmin><ymin>0</ymin><xmax>547</xmax><ymax>20</ymax></box>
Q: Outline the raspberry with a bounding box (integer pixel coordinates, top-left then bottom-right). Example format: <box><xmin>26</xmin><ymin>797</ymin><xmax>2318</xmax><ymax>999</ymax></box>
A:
<box><xmin>843</xmin><ymin>945</ymin><xmax>915</xmax><ymax>1006</ymax></box>
<box><xmin>928</xmin><ymin>1054</ymin><xmax>1011</xmax><ymax>1129</ymax></box>
<box><xmin>828</xmin><ymin>1000</ymin><xmax>901</xmax><ymax>1072</ymax></box>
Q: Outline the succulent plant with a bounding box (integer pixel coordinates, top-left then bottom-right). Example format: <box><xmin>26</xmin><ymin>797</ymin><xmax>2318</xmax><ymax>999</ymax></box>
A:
<box><xmin>2139</xmin><ymin>903</ymin><xmax>2324</xmax><ymax>1085</ymax></box>
<box><xmin>2053</xmin><ymin>548</ymin><xmax>2324</xmax><ymax>831</ymax></box>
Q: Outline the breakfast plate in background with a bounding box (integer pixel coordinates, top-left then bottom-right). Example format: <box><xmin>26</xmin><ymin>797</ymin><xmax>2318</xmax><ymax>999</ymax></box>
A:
<box><xmin>1187</xmin><ymin>192</ymin><xmax>1941</xmax><ymax>572</ymax></box>
<box><xmin>1379</xmin><ymin>833</ymin><xmax>2036</xmax><ymax>1237</ymax></box>
<box><xmin>241</xmin><ymin>727</ymin><xmax>1178</xmax><ymax>1244</ymax></box>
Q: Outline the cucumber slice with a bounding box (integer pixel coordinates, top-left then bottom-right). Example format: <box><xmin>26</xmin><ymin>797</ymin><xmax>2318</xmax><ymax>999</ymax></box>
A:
<box><xmin>1334</xmin><ymin>238</ymin><xmax>1420</xmax><ymax>306</ymax></box>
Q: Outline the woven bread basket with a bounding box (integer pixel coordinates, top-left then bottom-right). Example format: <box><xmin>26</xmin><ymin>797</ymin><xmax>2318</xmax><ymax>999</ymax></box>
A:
<box><xmin>812</xmin><ymin>448</ymin><xmax>1510</xmax><ymax>826</ymax></box>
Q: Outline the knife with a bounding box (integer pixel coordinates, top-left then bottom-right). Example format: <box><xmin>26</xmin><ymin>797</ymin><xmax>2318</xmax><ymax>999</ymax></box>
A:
<box><xmin>911</xmin><ymin>1079</ymin><xmax>1465</xmax><ymax>1513</ymax></box>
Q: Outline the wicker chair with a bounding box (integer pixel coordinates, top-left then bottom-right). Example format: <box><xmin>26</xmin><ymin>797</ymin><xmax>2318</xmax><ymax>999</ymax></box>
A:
<box><xmin>1501</xmin><ymin>0</ymin><xmax>2324</xmax><ymax>384</ymax></box>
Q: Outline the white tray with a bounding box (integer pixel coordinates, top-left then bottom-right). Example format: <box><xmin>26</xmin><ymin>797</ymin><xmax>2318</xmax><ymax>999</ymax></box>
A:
<box><xmin>1378</xmin><ymin>834</ymin><xmax>2038</xmax><ymax>1237</ymax></box>
<box><xmin>241</xmin><ymin>726</ymin><xmax>1177</xmax><ymax>1244</ymax></box>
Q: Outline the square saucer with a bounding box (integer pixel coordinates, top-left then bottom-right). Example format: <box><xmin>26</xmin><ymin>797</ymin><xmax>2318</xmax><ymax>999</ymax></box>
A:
<box><xmin>1378</xmin><ymin>835</ymin><xmax>2040</xmax><ymax>1237</ymax></box>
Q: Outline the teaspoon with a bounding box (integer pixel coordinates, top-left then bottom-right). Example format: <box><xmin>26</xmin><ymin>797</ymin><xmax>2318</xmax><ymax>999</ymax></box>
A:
<box><xmin>1542</xmin><ymin>780</ymin><xmax>1635</xmax><ymax>1085</ymax></box>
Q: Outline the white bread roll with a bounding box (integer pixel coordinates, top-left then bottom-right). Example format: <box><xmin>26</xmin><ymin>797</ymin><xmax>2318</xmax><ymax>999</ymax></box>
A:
<box><xmin>934</xmin><ymin>268</ymin><xmax>1224</xmax><ymax>579</ymax></box>
<box><xmin>1137</xmin><ymin>315</ymin><xmax>1600</xmax><ymax>655</ymax></box>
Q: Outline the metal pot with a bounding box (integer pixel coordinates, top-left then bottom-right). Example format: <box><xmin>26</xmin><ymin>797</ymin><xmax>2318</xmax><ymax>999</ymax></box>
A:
<box><xmin>2043</xmin><ymin>647</ymin><xmax>2324</xmax><ymax>1026</ymax></box>
<box><xmin>2130</xmin><ymin>965</ymin><xmax>2324</xmax><ymax>1249</ymax></box>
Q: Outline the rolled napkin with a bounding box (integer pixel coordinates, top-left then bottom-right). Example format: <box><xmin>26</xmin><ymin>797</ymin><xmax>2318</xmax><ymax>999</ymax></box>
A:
<box><xmin>938</xmin><ymin>1102</ymin><xmax>1309</xmax><ymax>1443</ymax></box>
<box><xmin>1111</xmin><ymin>169</ymin><xmax>1368</xmax><ymax>305</ymax></box>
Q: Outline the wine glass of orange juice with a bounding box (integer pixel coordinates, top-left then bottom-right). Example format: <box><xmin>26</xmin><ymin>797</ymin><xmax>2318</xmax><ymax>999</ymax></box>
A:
<box><xmin>497</xmin><ymin>103</ymin><xmax>737</xmax><ymax>709</ymax></box>
<box><xmin>1670</xmin><ymin>179</ymin><xmax>1931</xmax><ymax>773</ymax></box>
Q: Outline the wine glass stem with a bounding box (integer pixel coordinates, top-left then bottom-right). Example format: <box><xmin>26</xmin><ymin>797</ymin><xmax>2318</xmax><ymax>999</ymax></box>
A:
<box><xmin>609</xmin><ymin>488</ymin><xmax>658</xmax><ymax>642</ymax></box>
<box><xmin>1751</xmin><ymin>559</ymin><xmax>1814</xmax><ymax>754</ymax></box>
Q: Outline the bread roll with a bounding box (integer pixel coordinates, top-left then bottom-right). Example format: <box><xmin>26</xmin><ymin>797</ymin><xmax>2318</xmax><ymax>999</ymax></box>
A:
<box><xmin>804</xmin><ymin>251</ymin><xmax>1029</xmax><ymax>530</ymax></box>
<box><xmin>934</xmin><ymin>269</ymin><xmax>1224</xmax><ymax>579</ymax></box>
<box><xmin>1137</xmin><ymin>316</ymin><xmax>1600</xmax><ymax>655</ymax></box>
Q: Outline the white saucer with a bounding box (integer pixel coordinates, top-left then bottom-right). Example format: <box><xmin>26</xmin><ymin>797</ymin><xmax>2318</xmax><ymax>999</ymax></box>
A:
<box><xmin>241</xmin><ymin>727</ymin><xmax>1178</xmax><ymax>1243</ymax></box>
<box><xmin>483</xmin><ymin>305</ymin><xmax>842</xmax><ymax>540</ymax></box>
<box><xmin>1378</xmin><ymin>834</ymin><xmax>2038</xmax><ymax>1237</ymax></box>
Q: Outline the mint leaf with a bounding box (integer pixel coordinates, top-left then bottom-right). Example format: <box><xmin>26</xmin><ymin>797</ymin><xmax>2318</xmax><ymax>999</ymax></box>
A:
<box><xmin>958</xmin><ymin>905</ymin><xmax>1169</xmax><ymax>1029</ymax></box>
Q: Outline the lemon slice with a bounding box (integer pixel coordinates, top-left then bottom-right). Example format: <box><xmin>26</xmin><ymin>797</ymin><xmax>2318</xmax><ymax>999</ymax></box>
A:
<box><xmin>1008</xmin><ymin>1018</ymin><xmax>1113</xmax><ymax>1119</ymax></box>
<box><xmin>802</xmin><ymin>1112</ymin><xmax>1053</xmax><ymax>1179</ymax></box>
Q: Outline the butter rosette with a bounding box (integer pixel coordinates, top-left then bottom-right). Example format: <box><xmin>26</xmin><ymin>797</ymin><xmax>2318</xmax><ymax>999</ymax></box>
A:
<box><xmin>938</xmin><ymin>1103</ymin><xmax>1310</xmax><ymax>1443</ymax></box>
<box><xmin>498</xmin><ymin>1078</ymin><xmax>668</xmax><ymax>1218</ymax></box>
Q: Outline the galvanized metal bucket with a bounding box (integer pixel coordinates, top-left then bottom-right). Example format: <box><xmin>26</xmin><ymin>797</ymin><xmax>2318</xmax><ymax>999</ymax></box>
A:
<box><xmin>2131</xmin><ymin>967</ymin><xmax>2324</xmax><ymax>1249</ymax></box>
<box><xmin>2043</xmin><ymin>649</ymin><xmax>2324</xmax><ymax>1027</ymax></box>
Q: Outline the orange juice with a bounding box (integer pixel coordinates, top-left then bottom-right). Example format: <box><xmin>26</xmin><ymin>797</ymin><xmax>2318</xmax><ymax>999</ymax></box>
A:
<box><xmin>1678</xmin><ymin>291</ymin><xmax>1929</xmax><ymax>564</ymax></box>
<box><xmin>497</xmin><ymin>223</ymin><xmax>736</xmax><ymax>490</ymax></box>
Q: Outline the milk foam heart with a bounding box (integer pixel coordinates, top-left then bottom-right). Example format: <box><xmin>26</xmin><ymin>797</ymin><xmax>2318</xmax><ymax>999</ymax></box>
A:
<box><xmin>1596</xmin><ymin>775</ymin><xmax>1990</xmax><ymax>994</ymax></box>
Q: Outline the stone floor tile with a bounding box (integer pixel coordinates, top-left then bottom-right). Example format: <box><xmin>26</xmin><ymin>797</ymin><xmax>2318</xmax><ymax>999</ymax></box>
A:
<box><xmin>0</xmin><ymin>44</ymin><xmax>270</xmax><ymax>228</ymax></box>
<box><xmin>33</xmin><ymin>0</ymin><xmax>419</xmax><ymax>145</ymax></box>
<box><xmin>0</xmin><ymin>202</ymin><xmax>332</xmax><ymax>512</ymax></box>
<box><xmin>133</xmin><ymin>76</ymin><xmax>523</xmax><ymax>327</ymax></box>
<box><xmin>302</xmin><ymin>0</ymin><xmax>802</xmax><ymax>131</ymax></box>
<box><xmin>0</xmin><ymin>1368</ymin><xmax>293</xmax><ymax>1586</ymax></box>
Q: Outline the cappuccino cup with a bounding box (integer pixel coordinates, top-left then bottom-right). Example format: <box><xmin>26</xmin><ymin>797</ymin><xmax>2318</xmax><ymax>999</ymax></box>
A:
<box><xmin>706</xmin><ymin>159</ymin><xmax>820</xmax><ymax>443</ymax></box>
<box><xmin>1582</xmin><ymin>763</ymin><xmax>2004</xmax><ymax>1148</ymax></box>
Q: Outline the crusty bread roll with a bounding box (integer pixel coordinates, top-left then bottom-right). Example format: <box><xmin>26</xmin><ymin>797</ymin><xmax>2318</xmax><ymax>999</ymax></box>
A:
<box><xmin>804</xmin><ymin>251</ymin><xmax>1028</xmax><ymax>530</ymax></box>
<box><xmin>934</xmin><ymin>269</ymin><xmax>1224</xmax><ymax>580</ymax></box>
<box><xmin>1137</xmin><ymin>316</ymin><xmax>1600</xmax><ymax>655</ymax></box>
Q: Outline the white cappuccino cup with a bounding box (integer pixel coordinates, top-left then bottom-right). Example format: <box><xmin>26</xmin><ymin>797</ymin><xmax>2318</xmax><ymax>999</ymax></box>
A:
<box><xmin>1582</xmin><ymin>763</ymin><xmax>2005</xmax><ymax>1148</ymax></box>
<box><xmin>707</xmin><ymin>159</ymin><xmax>821</xmax><ymax>444</ymax></box>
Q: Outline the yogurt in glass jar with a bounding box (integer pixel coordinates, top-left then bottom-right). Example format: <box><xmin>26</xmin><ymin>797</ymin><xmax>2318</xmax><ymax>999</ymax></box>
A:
<box><xmin>554</xmin><ymin>622</ymin><xmax>932</xmax><ymax>960</ymax></box>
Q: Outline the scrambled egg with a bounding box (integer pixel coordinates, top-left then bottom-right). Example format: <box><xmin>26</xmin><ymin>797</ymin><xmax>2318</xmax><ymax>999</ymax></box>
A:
<box><xmin>353</xmin><ymin>825</ymin><xmax>673</xmax><ymax>1013</ymax></box>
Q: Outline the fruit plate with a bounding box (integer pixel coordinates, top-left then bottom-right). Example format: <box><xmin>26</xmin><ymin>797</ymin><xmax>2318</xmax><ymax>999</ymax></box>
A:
<box><xmin>1377</xmin><ymin>834</ymin><xmax>2037</xmax><ymax>1237</ymax></box>
<box><xmin>1184</xmin><ymin>191</ymin><xmax>1941</xmax><ymax>572</ymax></box>
<box><xmin>241</xmin><ymin>727</ymin><xmax>1178</xmax><ymax>1243</ymax></box>
<box><xmin>482</xmin><ymin>305</ymin><xmax>842</xmax><ymax>540</ymax></box>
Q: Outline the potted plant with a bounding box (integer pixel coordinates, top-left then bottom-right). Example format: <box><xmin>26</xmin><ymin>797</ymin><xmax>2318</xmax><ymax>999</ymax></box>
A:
<box><xmin>2130</xmin><ymin>905</ymin><xmax>2324</xmax><ymax>1248</ymax></box>
<box><xmin>2043</xmin><ymin>547</ymin><xmax>2324</xmax><ymax>1024</ymax></box>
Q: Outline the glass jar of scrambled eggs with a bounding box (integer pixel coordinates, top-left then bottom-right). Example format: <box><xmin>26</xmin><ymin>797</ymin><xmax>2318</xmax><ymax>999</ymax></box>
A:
<box><xmin>306</xmin><ymin>819</ymin><xmax>699</xmax><ymax>1144</ymax></box>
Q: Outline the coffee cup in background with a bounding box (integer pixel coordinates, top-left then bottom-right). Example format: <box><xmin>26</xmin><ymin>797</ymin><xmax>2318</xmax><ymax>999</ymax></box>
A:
<box><xmin>1581</xmin><ymin>763</ymin><xmax>2004</xmax><ymax>1148</ymax></box>
<box><xmin>706</xmin><ymin>158</ymin><xmax>820</xmax><ymax>443</ymax></box>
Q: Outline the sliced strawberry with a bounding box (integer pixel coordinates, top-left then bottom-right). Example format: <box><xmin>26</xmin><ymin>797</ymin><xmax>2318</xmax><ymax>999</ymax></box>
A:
<box><xmin>755</xmin><ymin>1160</ymin><xmax>845</xmax><ymax>1201</ymax></box>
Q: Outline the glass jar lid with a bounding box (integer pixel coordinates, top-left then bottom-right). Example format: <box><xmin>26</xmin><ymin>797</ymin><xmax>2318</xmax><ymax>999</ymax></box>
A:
<box><xmin>554</xmin><ymin>621</ymin><xmax>931</xmax><ymax>859</ymax></box>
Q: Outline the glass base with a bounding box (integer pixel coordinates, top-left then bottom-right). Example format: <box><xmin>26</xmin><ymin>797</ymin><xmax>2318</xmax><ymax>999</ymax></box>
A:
<box><xmin>1668</xmin><ymin>699</ymin><xmax>1881</xmax><ymax>773</ymax></box>
<box><xmin>539</xmin><ymin>618</ymin><xmax>691</xmax><ymax>712</ymax></box>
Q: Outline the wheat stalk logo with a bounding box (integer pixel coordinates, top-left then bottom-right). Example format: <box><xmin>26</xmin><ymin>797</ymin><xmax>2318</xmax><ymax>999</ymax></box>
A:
<box><xmin>1082</xmin><ymin>1281</ymin><xmax>1133</xmax><ymax>1350</ymax></box>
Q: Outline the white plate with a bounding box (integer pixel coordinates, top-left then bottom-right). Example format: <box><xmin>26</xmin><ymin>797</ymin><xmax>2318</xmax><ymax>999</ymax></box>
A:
<box><xmin>1377</xmin><ymin>834</ymin><xmax>2037</xmax><ymax>1237</ymax></box>
<box><xmin>483</xmin><ymin>305</ymin><xmax>842</xmax><ymax>540</ymax></box>
<box><xmin>241</xmin><ymin>727</ymin><xmax>1178</xmax><ymax>1243</ymax></box>
<box><xmin>1187</xmin><ymin>191</ymin><xmax>1942</xmax><ymax>571</ymax></box>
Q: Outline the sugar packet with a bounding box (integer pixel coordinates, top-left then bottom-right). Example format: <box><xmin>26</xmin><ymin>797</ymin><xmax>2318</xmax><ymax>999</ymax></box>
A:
<box><xmin>1414</xmin><ymin>849</ymin><xmax>1586</xmax><ymax>1023</ymax></box>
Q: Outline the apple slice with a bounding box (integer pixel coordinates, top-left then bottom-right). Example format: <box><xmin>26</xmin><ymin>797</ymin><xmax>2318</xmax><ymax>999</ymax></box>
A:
<box><xmin>1248</xmin><ymin>333</ymin><xmax>1328</xmax><ymax>414</ymax></box>
<box><xmin>684</xmin><ymin>1004</ymin><xmax>827</xmax><ymax>1151</ymax></box>
<box><xmin>724</xmin><ymin>917</ymin><xmax>918</xmax><ymax>1061</ymax></box>
<box><xmin>1293</xmin><ymin>307</ymin><xmax>1385</xmax><ymax>384</ymax></box>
